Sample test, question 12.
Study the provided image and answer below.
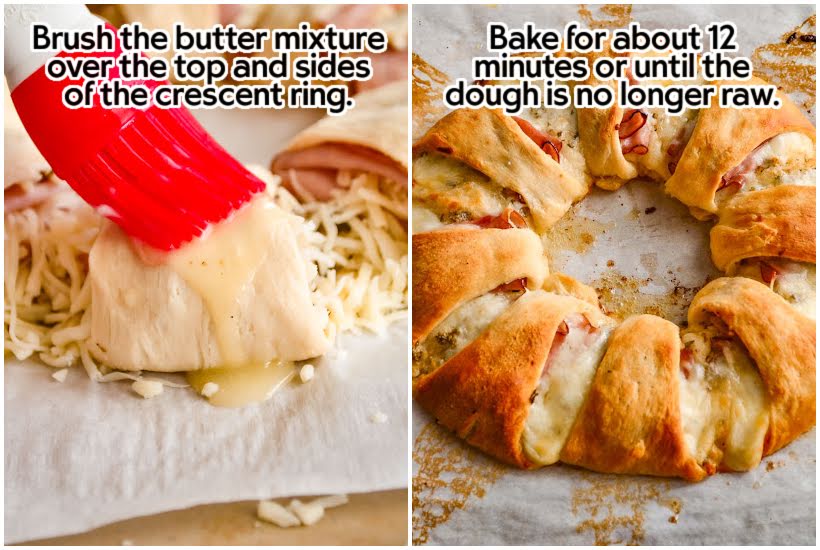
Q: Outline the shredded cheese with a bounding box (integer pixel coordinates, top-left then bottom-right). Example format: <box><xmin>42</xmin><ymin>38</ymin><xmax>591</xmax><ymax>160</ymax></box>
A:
<box><xmin>256</xmin><ymin>494</ymin><xmax>349</xmax><ymax>528</ymax></box>
<box><xmin>288</xmin><ymin>499</ymin><xmax>325</xmax><ymax>526</ymax></box>
<box><xmin>4</xmin><ymin>163</ymin><xmax>407</xmax><ymax>392</ymax></box>
<box><xmin>4</xmin><ymin>182</ymin><xmax>101</xmax><ymax>369</ymax></box>
<box><xmin>257</xmin><ymin>500</ymin><xmax>301</xmax><ymax>528</ymax></box>
<box><xmin>131</xmin><ymin>379</ymin><xmax>165</xmax><ymax>399</ymax></box>
<box><xmin>369</xmin><ymin>411</ymin><xmax>388</xmax><ymax>424</ymax></box>
<box><xmin>201</xmin><ymin>382</ymin><xmax>220</xmax><ymax>397</ymax></box>
<box><xmin>299</xmin><ymin>363</ymin><xmax>315</xmax><ymax>383</ymax></box>
<box><xmin>251</xmin><ymin>165</ymin><xmax>409</xmax><ymax>340</ymax></box>
<box><xmin>51</xmin><ymin>368</ymin><xmax>68</xmax><ymax>383</ymax></box>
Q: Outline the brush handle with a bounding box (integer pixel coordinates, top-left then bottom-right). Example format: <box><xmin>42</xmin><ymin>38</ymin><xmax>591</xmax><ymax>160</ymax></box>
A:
<box><xmin>4</xmin><ymin>4</ymin><xmax>101</xmax><ymax>88</ymax></box>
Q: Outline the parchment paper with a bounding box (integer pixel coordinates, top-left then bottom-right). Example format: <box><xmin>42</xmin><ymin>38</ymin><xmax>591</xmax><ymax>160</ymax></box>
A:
<box><xmin>412</xmin><ymin>4</ymin><xmax>816</xmax><ymax>545</ymax></box>
<box><xmin>4</xmin><ymin>105</ymin><xmax>409</xmax><ymax>544</ymax></box>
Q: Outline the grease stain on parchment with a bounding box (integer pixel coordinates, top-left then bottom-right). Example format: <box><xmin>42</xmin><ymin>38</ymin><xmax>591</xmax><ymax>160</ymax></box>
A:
<box><xmin>590</xmin><ymin>269</ymin><xmax>706</xmax><ymax>324</ymax></box>
<box><xmin>542</xmin><ymin>206</ymin><xmax>615</xmax><ymax>268</ymax></box>
<box><xmin>571</xmin><ymin>474</ymin><xmax>682</xmax><ymax>545</ymax></box>
<box><xmin>413</xmin><ymin>54</ymin><xmax>450</xmax><ymax>141</ymax></box>
<box><xmin>412</xmin><ymin>422</ymin><xmax>506</xmax><ymax>545</ymax></box>
<box><xmin>752</xmin><ymin>15</ymin><xmax>816</xmax><ymax>116</ymax></box>
<box><xmin>578</xmin><ymin>4</ymin><xmax>633</xmax><ymax>29</ymax></box>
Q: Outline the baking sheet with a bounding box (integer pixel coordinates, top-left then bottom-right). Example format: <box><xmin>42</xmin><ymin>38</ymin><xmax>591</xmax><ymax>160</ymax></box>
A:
<box><xmin>411</xmin><ymin>4</ymin><xmax>816</xmax><ymax>545</ymax></box>
<box><xmin>4</xmin><ymin>105</ymin><xmax>409</xmax><ymax>544</ymax></box>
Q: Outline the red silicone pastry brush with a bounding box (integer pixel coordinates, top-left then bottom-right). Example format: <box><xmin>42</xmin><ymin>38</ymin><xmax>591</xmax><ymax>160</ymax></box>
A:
<box><xmin>4</xmin><ymin>5</ymin><xmax>265</xmax><ymax>250</ymax></box>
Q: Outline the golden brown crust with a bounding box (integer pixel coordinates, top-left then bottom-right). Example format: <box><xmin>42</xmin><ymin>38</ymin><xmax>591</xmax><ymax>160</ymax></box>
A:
<box><xmin>413</xmin><ymin>108</ymin><xmax>586</xmax><ymax>231</ymax></box>
<box><xmin>665</xmin><ymin>78</ymin><xmax>816</xmax><ymax>214</ymax></box>
<box><xmin>710</xmin><ymin>185</ymin><xmax>817</xmax><ymax>272</ymax></box>
<box><xmin>571</xmin><ymin>49</ymin><xmax>638</xmax><ymax>188</ymax></box>
<box><xmin>559</xmin><ymin>315</ymin><xmax>707</xmax><ymax>481</ymax></box>
<box><xmin>413</xmin><ymin>291</ymin><xmax>607</xmax><ymax>468</ymax></box>
<box><xmin>542</xmin><ymin>272</ymin><xmax>600</xmax><ymax>308</ymax></box>
<box><xmin>688</xmin><ymin>277</ymin><xmax>816</xmax><ymax>455</ymax></box>
<box><xmin>411</xmin><ymin>227</ymin><xmax>548</xmax><ymax>345</ymax></box>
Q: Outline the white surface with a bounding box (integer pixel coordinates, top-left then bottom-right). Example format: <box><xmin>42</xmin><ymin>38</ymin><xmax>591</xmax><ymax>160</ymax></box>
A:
<box><xmin>412</xmin><ymin>4</ymin><xmax>816</xmax><ymax>545</ymax></box>
<box><xmin>6</xmin><ymin>323</ymin><xmax>407</xmax><ymax>543</ymax></box>
<box><xmin>4</xmin><ymin>105</ymin><xmax>408</xmax><ymax>543</ymax></box>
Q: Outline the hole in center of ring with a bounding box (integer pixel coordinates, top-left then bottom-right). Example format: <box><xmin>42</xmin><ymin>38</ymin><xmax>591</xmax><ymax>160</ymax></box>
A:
<box><xmin>542</xmin><ymin>178</ymin><xmax>721</xmax><ymax>325</ymax></box>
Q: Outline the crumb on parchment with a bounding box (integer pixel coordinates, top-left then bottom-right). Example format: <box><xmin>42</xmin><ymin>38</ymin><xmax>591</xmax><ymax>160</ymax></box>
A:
<box><xmin>256</xmin><ymin>494</ymin><xmax>349</xmax><ymax>528</ymax></box>
<box><xmin>299</xmin><ymin>364</ymin><xmax>315</xmax><ymax>383</ymax></box>
<box><xmin>52</xmin><ymin>369</ymin><xmax>68</xmax><ymax>383</ymax></box>
<box><xmin>370</xmin><ymin>411</ymin><xmax>388</xmax><ymax>424</ymax></box>
<box><xmin>131</xmin><ymin>379</ymin><xmax>164</xmax><ymax>399</ymax></box>
<box><xmin>201</xmin><ymin>382</ymin><xmax>219</xmax><ymax>398</ymax></box>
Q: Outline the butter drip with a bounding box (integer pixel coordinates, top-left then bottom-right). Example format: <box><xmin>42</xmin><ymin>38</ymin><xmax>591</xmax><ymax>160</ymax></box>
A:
<box><xmin>187</xmin><ymin>361</ymin><xmax>296</xmax><ymax>408</ymax></box>
<box><xmin>167</xmin><ymin>198</ymin><xmax>276</xmax><ymax>367</ymax></box>
<box><xmin>166</xmin><ymin>197</ymin><xmax>304</xmax><ymax>407</ymax></box>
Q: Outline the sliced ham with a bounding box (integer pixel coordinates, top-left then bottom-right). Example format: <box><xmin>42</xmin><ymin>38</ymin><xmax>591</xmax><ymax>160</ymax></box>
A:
<box><xmin>273</xmin><ymin>143</ymin><xmax>407</xmax><ymax>201</ymax></box>
<box><xmin>759</xmin><ymin>261</ymin><xmax>779</xmax><ymax>286</ymax></box>
<box><xmin>272</xmin><ymin>81</ymin><xmax>408</xmax><ymax>204</ymax></box>
<box><xmin>618</xmin><ymin>109</ymin><xmax>650</xmax><ymax>155</ymax></box>
<box><xmin>667</xmin><ymin>121</ymin><xmax>697</xmax><ymax>175</ymax></box>
<box><xmin>512</xmin><ymin>116</ymin><xmax>562</xmax><ymax>163</ymax></box>
<box><xmin>473</xmin><ymin>207</ymin><xmax>528</xmax><ymax>229</ymax></box>
<box><xmin>679</xmin><ymin>348</ymin><xmax>695</xmax><ymax>379</ymax></box>
<box><xmin>719</xmin><ymin>139</ymin><xmax>772</xmax><ymax>191</ymax></box>
<box><xmin>219</xmin><ymin>4</ymin><xmax>242</xmax><ymax>24</ymax></box>
<box><xmin>492</xmin><ymin>277</ymin><xmax>528</xmax><ymax>293</ymax></box>
<box><xmin>333</xmin><ymin>6</ymin><xmax>407</xmax><ymax>93</ymax></box>
<box><xmin>4</xmin><ymin>181</ymin><xmax>60</xmax><ymax>212</ymax></box>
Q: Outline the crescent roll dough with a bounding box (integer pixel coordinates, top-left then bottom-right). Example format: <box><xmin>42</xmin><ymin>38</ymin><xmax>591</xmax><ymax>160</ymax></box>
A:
<box><xmin>688</xmin><ymin>277</ymin><xmax>816</xmax><ymax>456</ymax></box>
<box><xmin>89</xmin><ymin>202</ymin><xmax>330</xmax><ymax>371</ymax></box>
<box><xmin>415</xmin><ymin>290</ymin><xmax>609</xmax><ymax>468</ymax></box>
<box><xmin>272</xmin><ymin>81</ymin><xmax>408</xmax><ymax>201</ymax></box>
<box><xmin>710</xmin><ymin>185</ymin><xmax>816</xmax><ymax>272</ymax></box>
<box><xmin>413</xmin><ymin>108</ymin><xmax>587</xmax><ymax>232</ymax></box>
<box><xmin>412</xmin><ymin>226</ymin><xmax>547</xmax><ymax>345</ymax></box>
<box><xmin>560</xmin><ymin>315</ymin><xmax>707</xmax><ymax>481</ymax></box>
<box><xmin>571</xmin><ymin>48</ymin><xmax>640</xmax><ymax>188</ymax></box>
<box><xmin>665</xmin><ymin>78</ymin><xmax>816</xmax><ymax>216</ymax></box>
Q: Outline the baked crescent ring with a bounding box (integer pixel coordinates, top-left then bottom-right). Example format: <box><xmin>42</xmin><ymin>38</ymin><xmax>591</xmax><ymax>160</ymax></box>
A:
<box><xmin>412</xmin><ymin>56</ymin><xmax>816</xmax><ymax>481</ymax></box>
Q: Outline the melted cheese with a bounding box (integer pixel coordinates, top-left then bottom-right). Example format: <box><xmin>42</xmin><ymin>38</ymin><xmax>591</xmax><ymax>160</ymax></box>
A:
<box><xmin>735</xmin><ymin>259</ymin><xmax>816</xmax><ymax>320</ymax></box>
<box><xmin>412</xmin><ymin>204</ymin><xmax>444</xmax><ymax>233</ymax></box>
<box><xmin>636</xmin><ymin>72</ymin><xmax>705</xmax><ymax>180</ymax></box>
<box><xmin>412</xmin><ymin>153</ymin><xmax>506</xmax><ymax>224</ymax></box>
<box><xmin>522</xmin><ymin>316</ymin><xmax>614</xmax><ymax>466</ymax></box>
<box><xmin>678</xmin><ymin>360</ymin><xmax>714</xmax><ymax>460</ymax></box>
<box><xmin>775</xmin><ymin>264</ymin><xmax>817</xmax><ymax>320</ymax></box>
<box><xmin>720</xmin><ymin>345</ymin><xmax>769</xmax><ymax>470</ymax></box>
<box><xmin>736</xmin><ymin>132</ymin><xmax>816</xmax><ymax>192</ymax></box>
<box><xmin>514</xmin><ymin>106</ymin><xmax>588</xmax><ymax>188</ymax></box>
<box><xmin>679</xmin><ymin>333</ymin><xmax>769</xmax><ymax>471</ymax></box>
<box><xmin>412</xmin><ymin>292</ymin><xmax>515</xmax><ymax>378</ymax></box>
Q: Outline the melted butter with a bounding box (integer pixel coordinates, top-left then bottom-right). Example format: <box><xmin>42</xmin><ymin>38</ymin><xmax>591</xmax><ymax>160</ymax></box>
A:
<box><xmin>166</xmin><ymin>198</ymin><xmax>275</xmax><ymax>367</ymax></box>
<box><xmin>186</xmin><ymin>360</ymin><xmax>296</xmax><ymax>408</ymax></box>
